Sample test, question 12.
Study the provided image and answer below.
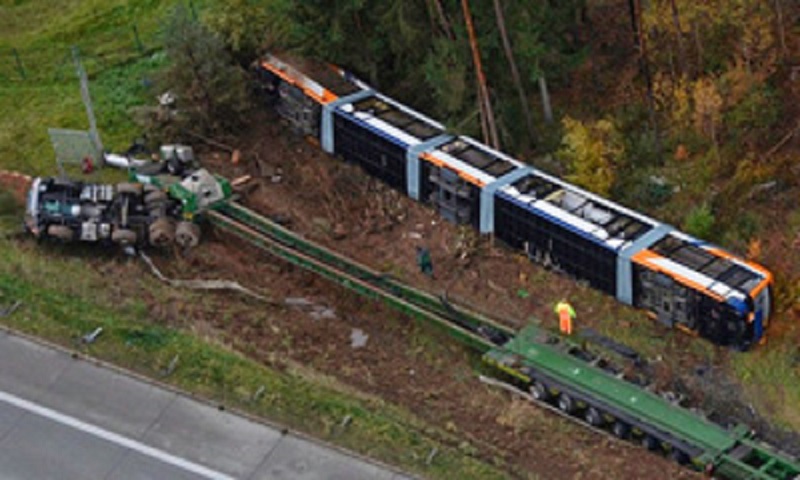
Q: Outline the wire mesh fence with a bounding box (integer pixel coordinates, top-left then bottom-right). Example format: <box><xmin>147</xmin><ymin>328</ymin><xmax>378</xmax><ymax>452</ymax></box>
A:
<box><xmin>0</xmin><ymin>0</ymin><xmax>202</xmax><ymax>86</ymax></box>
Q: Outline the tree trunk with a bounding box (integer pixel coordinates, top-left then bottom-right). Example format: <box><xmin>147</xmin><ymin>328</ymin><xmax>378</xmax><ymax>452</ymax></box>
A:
<box><xmin>461</xmin><ymin>0</ymin><xmax>500</xmax><ymax>149</ymax></box>
<box><xmin>773</xmin><ymin>0</ymin><xmax>787</xmax><ymax>62</ymax></box>
<box><xmin>432</xmin><ymin>0</ymin><xmax>456</xmax><ymax>40</ymax></box>
<box><xmin>669</xmin><ymin>0</ymin><xmax>687</xmax><ymax>77</ymax></box>
<box><xmin>492</xmin><ymin>0</ymin><xmax>536</xmax><ymax>144</ymax></box>
<box><xmin>692</xmin><ymin>19</ymin><xmax>704</xmax><ymax>74</ymax></box>
<box><xmin>633</xmin><ymin>0</ymin><xmax>658</xmax><ymax>138</ymax></box>
<box><xmin>423</xmin><ymin>0</ymin><xmax>438</xmax><ymax>36</ymax></box>
<box><xmin>539</xmin><ymin>76</ymin><xmax>553</xmax><ymax>124</ymax></box>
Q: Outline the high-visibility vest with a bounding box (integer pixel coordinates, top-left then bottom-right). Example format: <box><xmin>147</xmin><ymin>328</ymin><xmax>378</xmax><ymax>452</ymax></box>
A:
<box><xmin>555</xmin><ymin>302</ymin><xmax>575</xmax><ymax>335</ymax></box>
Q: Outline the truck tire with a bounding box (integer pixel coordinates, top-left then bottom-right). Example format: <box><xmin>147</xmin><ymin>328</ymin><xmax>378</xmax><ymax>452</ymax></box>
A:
<box><xmin>112</xmin><ymin>228</ymin><xmax>137</xmax><ymax>245</ymax></box>
<box><xmin>47</xmin><ymin>225</ymin><xmax>74</xmax><ymax>241</ymax></box>
<box><xmin>117</xmin><ymin>182</ymin><xmax>143</xmax><ymax>196</ymax></box>
<box><xmin>149</xmin><ymin>218</ymin><xmax>175</xmax><ymax>247</ymax></box>
<box><xmin>175</xmin><ymin>221</ymin><xmax>200</xmax><ymax>249</ymax></box>
<box><xmin>144</xmin><ymin>190</ymin><xmax>168</xmax><ymax>207</ymax></box>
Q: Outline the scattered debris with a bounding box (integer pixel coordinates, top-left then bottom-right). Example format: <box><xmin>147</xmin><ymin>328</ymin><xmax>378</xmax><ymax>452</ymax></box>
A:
<box><xmin>283</xmin><ymin>297</ymin><xmax>337</xmax><ymax>320</ymax></box>
<box><xmin>141</xmin><ymin>252</ymin><xmax>275</xmax><ymax>304</ymax></box>
<box><xmin>340</xmin><ymin>414</ymin><xmax>352</xmax><ymax>429</ymax></box>
<box><xmin>0</xmin><ymin>300</ymin><xmax>22</xmax><ymax>318</ymax></box>
<box><xmin>332</xmin><ymin>223</ymin><xmax>348</xmax><ymax>240</ymax></box>
<box><xmin>308</xmin><ymin>307</ymin><xmax>336</xmax><ymax>321</ymax></box>
<box><xmin>350</xmin><ymin>328</ymin><xmax>369</xmax><ymax>349</ymax></box>
<box><xmin>161</xmin><ymin>354</ymin><xmax>180</xmax><ymax>377</ymax></box>
<box><xmin>579</xmin><ymin>328</ymin><xmax>643</xmax><ymax>364</ymax></box>
<box><xmin>231</xmin><ymin>175</ymin><xmax>252</xmax><ymax>187</ymax></box>
<box><xmin>252</xmin><ymin>385</ymin><xmax>266</xmax><ymax>402</ymax></box>
<box><xmin>284</xmin><ymin>297</ymin><xmax>315</xmax><ymax>308</ymax></box>
<box><xmin>81</xmin><ymin>327</ymin><xmax>103</xmax><ymax>344</ymax></box>
<box><xmin>426</xmin><ymin>447</ymin><xmax>438</xmax><ymax>465</ymax></box>
<box><xmin>748</xmin><ymin>180</ymin><xmax>778</xmax><ymax>199</ymax></box>
<box><xmin>184</xmin><ymin>129</ymin><xmax>235</xmax><ymax>153</ymax></box>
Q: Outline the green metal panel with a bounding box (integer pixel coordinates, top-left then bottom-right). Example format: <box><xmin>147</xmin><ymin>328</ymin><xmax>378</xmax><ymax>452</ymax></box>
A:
<box><xmin>491</xmin><ymin>325</ymin><xmax>737</xmax><ymax>453</ymax></box>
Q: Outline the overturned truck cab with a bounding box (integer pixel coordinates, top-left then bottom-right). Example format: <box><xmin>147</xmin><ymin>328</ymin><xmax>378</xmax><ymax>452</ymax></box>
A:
<box><xmin>25</xmin><ymin>177</ymin><xmax>179</xmax><ymax>248</ymax></box>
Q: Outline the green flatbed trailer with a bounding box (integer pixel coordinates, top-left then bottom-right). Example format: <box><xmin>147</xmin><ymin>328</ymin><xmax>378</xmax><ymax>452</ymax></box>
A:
<box><xmin>209</xmin><ymin>201</ymin><xmax>800</xmax><ymax>479</ymax></box>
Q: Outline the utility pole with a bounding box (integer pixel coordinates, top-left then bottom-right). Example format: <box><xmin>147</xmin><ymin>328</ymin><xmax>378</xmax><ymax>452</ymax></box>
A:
<box><xmin>71</xmin><ymin>46</ymin><xmax>104</xmax><ymax>166</ymax></box>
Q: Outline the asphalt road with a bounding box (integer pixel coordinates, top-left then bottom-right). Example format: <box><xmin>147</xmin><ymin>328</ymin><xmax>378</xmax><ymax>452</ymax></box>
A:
<box><xmin>0</xmin><ymin>330</ymin><xmax>413</xmax><ymax>480</ymax></box>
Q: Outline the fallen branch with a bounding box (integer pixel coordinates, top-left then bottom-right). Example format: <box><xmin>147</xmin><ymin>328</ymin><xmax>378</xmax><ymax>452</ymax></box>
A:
<box><xmin>0</xmin><ymin>300</ymin><xmax>22</xmax><ymax>318</ymax></box>
<box><xmin>763</xmin><ymin>120</ymin><xmax>800</xmax><ymax>160</ymax></box>
<box><xmin>184</xmin><ymin>130</ymin><xmax>235</xmax><ymax>152</ymax></box>
<box><xmin>140</xmin><ymin>251</ymin><xmax>277</xmax><ymax>305</ymax></box>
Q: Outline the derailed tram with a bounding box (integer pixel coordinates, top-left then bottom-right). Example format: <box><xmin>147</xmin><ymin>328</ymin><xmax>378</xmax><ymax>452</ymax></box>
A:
<box><xmin>255</xmin><ymin>54</ymin><xmax>773</xmax><ymax>350</ymax></box>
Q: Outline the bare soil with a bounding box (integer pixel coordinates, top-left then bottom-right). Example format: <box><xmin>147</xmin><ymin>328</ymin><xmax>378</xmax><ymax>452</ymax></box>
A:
<box><xmin>139</xmin><ymin>109</ymin><xmax>699</xmax><ymax>479</ymax></box>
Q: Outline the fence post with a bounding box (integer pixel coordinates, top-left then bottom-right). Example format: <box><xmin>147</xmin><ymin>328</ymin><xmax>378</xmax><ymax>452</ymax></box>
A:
<box><xmin>12</xmin><ymin>48</ymin><xmax>26</xmax><ymax>80</ymax></box>
<box><xmin>132</xmin><ymin>24</ymin><xmax>144</xmax><ymax>54</ymax></box>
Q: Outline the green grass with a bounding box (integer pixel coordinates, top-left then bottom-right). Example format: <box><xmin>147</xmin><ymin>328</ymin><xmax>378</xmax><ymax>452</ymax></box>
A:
<box><xmin>732</xmin><ymin>335</ymin><xmax>800</xmax><ymax>431</ymax></box>
<box><xmin>0</xmin><ymin>233</ymin><xmax>507</xmax><ymax>479</ymax></box>
<box><xmin>0</xmin><ymin>0</ymin><xmax>194</xmax><ymax>174</ymax></box>
<box><xmin>0</xmin><ymin>2</ymin><xmax>511</xmax><ymax>477</ymax></box>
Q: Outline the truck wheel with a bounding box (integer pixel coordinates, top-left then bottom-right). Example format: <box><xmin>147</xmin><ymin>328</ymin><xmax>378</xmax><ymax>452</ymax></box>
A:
<box><xmin>117</xmin><ymin>182</ymin><xmax>143</xmax><ymax>196</ymax></box>
<box><xmin>557</xmin><ymin>394</ymin><xmax>576</xmax><ymax>414</ymax></box>
<box><xmin>112</xmin><ymin>228</ymin><xmax>137</xmax><ymax>246</ymax></box>
<box><xmin>149</xmin><ymin>218</ymin><xmax>175</xmax><ymax>247</ymax></box>
<box><xmin>585</xmin><ymin>407</ymin><xmax>604</xmax><ymax>427</ymax></box>
<box><xmin>47</xmin><ymin>225</ymin><xmax>74</xmax><ymax>241</ymax></box>
<box><xmin>144</xmin><ymin>190</ymin><xmax>168</xmax><ymax>207</ymax></box>
<box><xmin>530</xmin><ymin>381</ymin><xmax>551</xmax><ymax>401</ymax></box>
<box><xmin>175</xmin><ymin>221</ymin><xmax>200</xmax><ymax>248</ymax></box>
<box><xmin>612</xmin><ymin>421</ymin><xmax>631</xmax><ymax>439</ymax></box>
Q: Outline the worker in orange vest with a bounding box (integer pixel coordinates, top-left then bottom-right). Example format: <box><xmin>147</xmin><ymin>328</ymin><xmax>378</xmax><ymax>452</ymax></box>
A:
<box><xmin>554</xmin><ymin>300</ymin><xmax>576</xmax><ymax>335</ymax></box>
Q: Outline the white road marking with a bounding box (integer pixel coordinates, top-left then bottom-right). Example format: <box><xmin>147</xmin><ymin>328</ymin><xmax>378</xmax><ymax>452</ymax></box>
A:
<box><xmin>0</xmin><ymin>390</ymin><xmax>235</xmax><ymax>480</ymax></box>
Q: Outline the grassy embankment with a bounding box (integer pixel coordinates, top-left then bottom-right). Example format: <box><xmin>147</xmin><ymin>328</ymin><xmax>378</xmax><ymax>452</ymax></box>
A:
<box><xmin>0</xmin><ymin>1</ymin><xmax>508</xmax><ymax>478</ymax></box>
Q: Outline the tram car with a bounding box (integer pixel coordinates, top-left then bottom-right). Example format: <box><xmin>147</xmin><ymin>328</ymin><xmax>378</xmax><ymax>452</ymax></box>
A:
<box><xmin>255</xmin><ymin>54</ymin><xmax>773</xmax><ymax>350</ymax></box>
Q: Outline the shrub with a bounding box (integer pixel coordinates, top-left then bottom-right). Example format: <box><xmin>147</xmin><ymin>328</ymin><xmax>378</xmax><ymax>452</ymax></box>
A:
<box><xmin>160</xmin><ymin>5</ymin><xmax>253</xmax><ymax>135</ymax></box>
<box><xmin>557</xmin><ymin>116</ymin><xmax>624</xmax><ymax>197</ymax></box>
<box><xmin>724</xmin><ymin>85</ymin><xmax>782</xmax><ymax>146</ymax></box>
<box><xmin>684</xmin><ymin>204</ymin><xmax>715</xmax><ymax>239</ymax></box>
<box><xmin>0</xmin><ymin>191</ymin><xmax>20</xmax><ymax>217</ymax></box>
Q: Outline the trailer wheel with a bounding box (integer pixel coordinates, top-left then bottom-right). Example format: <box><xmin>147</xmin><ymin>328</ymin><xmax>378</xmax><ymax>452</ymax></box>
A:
<box><xmin>585</xmin><ymin>407</ymin><xmax>604</xmax><ymax>427</ymax></box>
<box><xmin>112</xmin><ymin>228</ymin><xmax>137</xmax><ymax>246</ymax></box>
<box><xmin>612</xmin><ymin>421</ymin><xmax>630</xmax><ymax>439</ymax></box>
<box><xmin>117</xmin><ymin>182</ymin><xmax>143</xmax><ymax>196</ymax></box>
<box><xmin>671</xmin><ymin>448</ymin><xmax>690</xmax><ymax>465</ymax></box>
<box><xmin>175</xmin><ymin>221</ymin><xmax>200</xmax><ymax>248</ymax></box>
<box><xmin>47</xmin><ymin>225</ymin><xmax>73</xmax><ymax>241</ymax></box>
<box><xmin>149</xmin><ymin>218</ymin><xmax>175</xmax><ymax>247</ymax></box>
<box><xmin>529</xmin><ymin>381</ymin><xmax>551</xmax><ymax>401</ymax></box>
<box><xmin>642</xmin><ymin>435</ymin><xmax>660</xmax><ymax>451</ymax></box>
<box><xmin>557</xmin><ymin>394</ymin><xmax>576</xmax><ymax>414</ymax></box>
<box><xmin>144</xmin><ymin>190</ymin><xmax>168</xmax><ymax>206</ymax></box>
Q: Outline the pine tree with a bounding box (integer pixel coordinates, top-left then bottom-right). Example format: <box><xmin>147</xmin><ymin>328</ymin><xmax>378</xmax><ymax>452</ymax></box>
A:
<box><xmin>162</xmin><ymin>5</ymin><xmax>252</xmax><ymax>134</ymax></box>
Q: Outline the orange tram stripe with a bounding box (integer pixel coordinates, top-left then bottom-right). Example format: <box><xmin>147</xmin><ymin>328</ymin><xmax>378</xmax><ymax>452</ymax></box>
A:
<box><xmin>260</xmin><ymin>61</ymin><xmax>339</xmax><ymax>105</ymax></box>
<box><xmin>704</xmin><ymin>247</ymin><xmax>774</xmax><ymax>298</ymax></box>
<box><xmin>419</xmin><ymin>152</ymin><xmax>486</xmax><ymax>187</ymax></box>
<box><xmin>631</xmin><ymin>250</ymin><xmax>725</xmax><ymax>302</ymax></box>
